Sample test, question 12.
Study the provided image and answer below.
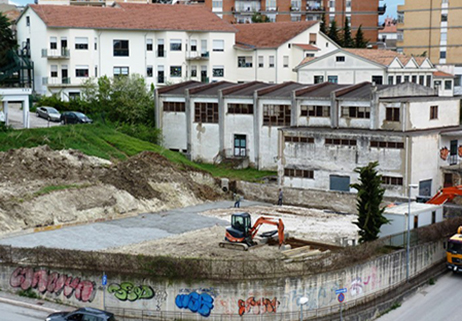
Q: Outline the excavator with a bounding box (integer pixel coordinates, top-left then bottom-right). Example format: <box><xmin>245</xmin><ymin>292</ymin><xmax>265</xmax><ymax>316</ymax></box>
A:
<box><xmin>219</xmin><ymin>213</ymin><xmax>285</xmax><ymax>251</ymax></box>
<box><xmin>426</xmin><ymin>185</ymin><xmax>462</xmax><ymax>205</ymax></box>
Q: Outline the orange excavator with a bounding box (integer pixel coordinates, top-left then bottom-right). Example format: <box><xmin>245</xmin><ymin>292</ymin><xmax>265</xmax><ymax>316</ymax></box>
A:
<box><xmin>426</xmin><ymin>185</ymin><xmax>462</xmax><ymax>205</ymax></box>
<box><xmin>219</xmin><ymin>213</ymin><xmax>285</xmax><ymax>251</ymax></box>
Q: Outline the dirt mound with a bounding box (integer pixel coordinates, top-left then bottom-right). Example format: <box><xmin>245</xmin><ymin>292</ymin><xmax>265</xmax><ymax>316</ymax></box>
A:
<box><xmin>0</xmin><ymin>146</ymin><xmax>223</xmax><ymax>234</ymax></box>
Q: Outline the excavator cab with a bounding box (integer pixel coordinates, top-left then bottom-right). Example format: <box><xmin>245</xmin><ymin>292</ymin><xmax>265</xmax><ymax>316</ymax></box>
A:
<box><xmin>224</xmin><ymin>213</ymin><xmax>253</xmax><ymax>246</ymax></box>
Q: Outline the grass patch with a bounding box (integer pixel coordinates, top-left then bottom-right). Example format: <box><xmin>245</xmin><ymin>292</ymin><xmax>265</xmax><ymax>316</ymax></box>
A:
<box><xmin>0</xmin><ymin>124</ymin><xmax>275</xmax><ymax>182</ymax></box>
<box><xmin>429</xmin><ymin>277</ymin><xmax>436</xmax><ymax>285</ymax></box>
<box><xmin>18</xmin><ymin>288</ymin><xmax>40</xmax><ymax>299</ymax></box>
<box><xmin>33</xmin><ymin>184</ymin><xmax>82</xmax><ymax>197</ymax></box>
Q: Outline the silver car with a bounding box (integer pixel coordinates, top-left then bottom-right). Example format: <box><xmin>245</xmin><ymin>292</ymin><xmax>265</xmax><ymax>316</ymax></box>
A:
<box><xmin>36</xmin><ymin>106</ymin><xmax>61</xmax><ymax>122</ymax></box>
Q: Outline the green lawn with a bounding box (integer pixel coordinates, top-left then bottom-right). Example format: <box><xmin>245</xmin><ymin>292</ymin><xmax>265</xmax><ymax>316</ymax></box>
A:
<box><xmin>0</xmin><ymin>124</ymin><xmax>275</xmax><ymax>181</ymax></box>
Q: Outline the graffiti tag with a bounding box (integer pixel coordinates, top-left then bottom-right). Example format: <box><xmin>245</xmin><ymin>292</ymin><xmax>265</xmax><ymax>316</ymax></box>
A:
<box><xmin>10</xmin><ymin>267</ymin><xmax>96</xmax><ymax>302</ymax></box>
<box><xmin>175</xmin><ymin>292</ymin><xmax>214</xmax><ymax>317</ymax></box>
<box><xmin>238</xmin><ymin>297</ymin><xmax>279</xmax><ymax>316</ymax></box>
<box><xmin>107</xmin><ymin>282</ymin><xmax>155</xmax><ymax>302</ymax></box>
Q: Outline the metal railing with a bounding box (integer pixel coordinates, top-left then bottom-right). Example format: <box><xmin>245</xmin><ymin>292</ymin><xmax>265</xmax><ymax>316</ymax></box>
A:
<box><xmin>41</xmin><ymin>48</ymin><xmax>70</xmax><ymax>58</ymax></box>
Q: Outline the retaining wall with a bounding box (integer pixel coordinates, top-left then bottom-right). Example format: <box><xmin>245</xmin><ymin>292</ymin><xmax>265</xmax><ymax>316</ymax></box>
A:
<box><xmin>0</xmin><ymin>241</ymin><xmax>444</xmax><ymax>319</ymax></box>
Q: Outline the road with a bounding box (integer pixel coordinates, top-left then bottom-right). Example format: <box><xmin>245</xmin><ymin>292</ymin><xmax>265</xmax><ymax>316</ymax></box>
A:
<box><xmin>376</xmin><ymin>271</ymin><xmax>462</xmax><ymax>321</ymax></box>
<box><xmin>0</xmin><ymin>302</ymin><xmax>49</xmax><ymax>321</ymax></box>
<box><xmin>0</xmin><ymin>200</ymin><xmax>266</xmax><ymax>251</ymax></box>
<box><xmin>6</xmin><ymin>104</ymin><xmax>61</xmax><ymax>129</ymax></box>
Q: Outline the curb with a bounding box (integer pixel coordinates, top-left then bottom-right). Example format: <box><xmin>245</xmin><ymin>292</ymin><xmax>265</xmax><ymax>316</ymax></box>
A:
<box><xmin>0</xmin><ymin>296</ymin><xmax>60</xmax><ymax>314</ymax></box>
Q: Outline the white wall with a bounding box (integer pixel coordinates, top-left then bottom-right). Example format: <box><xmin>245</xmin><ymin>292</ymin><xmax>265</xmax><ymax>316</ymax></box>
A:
<box><xmin>408</xmin><ymin>99</ymin><xmax>460</xmax><ymax>130</ymax></box>
<box><xmin>411</xmin><ymin>134</ymin><xmax>441</xmax><ymax>196</ymax></box>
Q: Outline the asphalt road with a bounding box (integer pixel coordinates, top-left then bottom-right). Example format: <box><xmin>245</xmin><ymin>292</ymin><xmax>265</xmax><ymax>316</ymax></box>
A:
<box><xmin>376</xmin><ymin>271</ymin><xmax>462</xmax><ymax>321</ymax></box>
<box><xmin>6</xmin><ymin>104</ymin><xmax>61</xmax><ymax>129</ymax></box>
<box><xmin>0</xmin><ymin>200</ymin><xmax>265</xmax><ymax>251</ymax></box>
<box><xmin>0</xmin><ymin>302</ymin><xmax>49</xmax><ymax>321</ymax></box>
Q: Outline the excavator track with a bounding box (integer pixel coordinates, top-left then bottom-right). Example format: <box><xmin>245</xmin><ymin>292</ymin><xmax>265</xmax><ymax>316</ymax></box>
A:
<box><xmin>219</xmin><ymin>241</ymin><xmax>249</xmax><ymax>251</ymax></box>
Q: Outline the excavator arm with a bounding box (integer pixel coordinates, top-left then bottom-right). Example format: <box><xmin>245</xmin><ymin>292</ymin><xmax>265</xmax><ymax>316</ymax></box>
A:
<box><xmin>427</xmin><ymin>186</ymin><xmax>462</xmax><ymax>205</ymax></box>
<box><xmin>249</xmin><ymin>216</ymin><xmax>285</xmax><ymax>246</ymax></box>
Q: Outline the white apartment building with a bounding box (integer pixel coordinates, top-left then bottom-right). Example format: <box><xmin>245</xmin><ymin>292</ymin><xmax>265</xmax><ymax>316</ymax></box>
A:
<box><xmin>15</xmin><ymin>3</ymin><xmax>340</xmax><ymax>99</ymax></box>
<box><xmin>156</xmin><ymin>80</ymin><xmax>462</xmax><ymax>197</ymax></box>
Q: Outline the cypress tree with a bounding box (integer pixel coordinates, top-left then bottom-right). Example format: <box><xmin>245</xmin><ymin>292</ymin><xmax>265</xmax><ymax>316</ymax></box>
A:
<box><xmin>327</xmin><ymin>19</ymin><xmax>340</xmax><ymax>46</ymax></box>
<box><xmin>354</xmin><ymin>25</ymin><xmax>368</xmax><ymax>48</ymax></box>
<box><xmin>320</xmin><ymin>14</ymin><xmax>327</xmax><ymax>34</ymax></box>
<box><xmin>342</xmin><ymin>17</ymin><xmax>353</xmax><ymax>48</ymax></box>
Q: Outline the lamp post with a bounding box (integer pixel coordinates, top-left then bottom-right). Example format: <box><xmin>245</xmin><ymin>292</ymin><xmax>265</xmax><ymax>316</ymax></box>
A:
<box><xmin>407</xmin><ymin>184</ymin><xmax>418</xmax><ymax>282</ymax></box>
<box><xmin>299</xmin><ymin>297</ymin><xmax>309</xmax><ymax>321</ymax></box>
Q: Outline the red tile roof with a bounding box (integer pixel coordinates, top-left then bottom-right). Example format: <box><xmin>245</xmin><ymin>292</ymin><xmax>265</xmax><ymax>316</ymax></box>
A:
<box><xmin>293</xmin><ymin>43</ymin><xmax>320</xmax><ymax>51</ymax></box>
<box><xmin>235</xmin><ymin>21</ymin><xmax>318</xmax><ymax>49</ymax></box>
<box><xmin>344</xmin><ymin>49</ymin><xmax>429</xmax><ymax>67</ymax></box>
<box><xmin>29</xmin><ymin>3</ymin><xmax>237</xmax><ymax>32</ymax></box>
<box><xmin>433</xmin><ymin>71</ymin><xmax>454</xmax><ymax>78</ymax></box>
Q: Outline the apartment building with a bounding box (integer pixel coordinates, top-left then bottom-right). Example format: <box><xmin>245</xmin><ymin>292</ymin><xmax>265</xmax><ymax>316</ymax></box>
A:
<box><xmin>156</xmin><ymin>80</ymin><xmax>461</xmax><ymax>197</ymax></box>
<box><xmin>397</xmin><ymin>0</ymin><xmax>462</xmax><ymax>88</ymax></box>
<box><xmin>204</xmin><ymin>0</ymin><xmax>385</xmax><ymax>43</ymax></box>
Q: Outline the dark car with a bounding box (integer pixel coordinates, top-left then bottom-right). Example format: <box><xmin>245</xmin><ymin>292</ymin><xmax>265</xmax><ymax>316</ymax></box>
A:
<box><xmin>36</xmin><ymin>106</ymin><xmax>61</xmax><ymax>122</ymax></box>
<box><xmin>46</xmin><ymin>307</ymin><xmax>115</xmax><ymax>321</ymax></box>
<box><xmin>60</xmin><ymin>111</ymin><xmax>93</xmax><ymax>125</ymax></box>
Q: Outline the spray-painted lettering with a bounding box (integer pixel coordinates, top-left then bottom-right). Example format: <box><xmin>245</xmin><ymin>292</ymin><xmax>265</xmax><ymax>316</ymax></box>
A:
<box><xmin>107</xmin><ymin>282</ymin><xmax>155</xmax><ymax>301</ymax></box>
<box><xmin>238</xmin><ymin>297</ymin><xmax>279</xmax><ymax>316</ymax></box>
<box><xmin>10</xmin><ymin>267</ymin><xmax>96</xmax><ymax>302</ymax></box>
<box><xmin>175</xmin><ymin>292</ymin><xmax>214</xmax><ymax>317</ymax></box>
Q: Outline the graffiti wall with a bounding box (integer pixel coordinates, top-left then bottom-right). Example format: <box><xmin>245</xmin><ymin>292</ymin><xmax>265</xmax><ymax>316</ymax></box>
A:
<box><xmin>0</xmin><ymin>242</ymin><xmax>444</xmax><ymax>318</ymax></box>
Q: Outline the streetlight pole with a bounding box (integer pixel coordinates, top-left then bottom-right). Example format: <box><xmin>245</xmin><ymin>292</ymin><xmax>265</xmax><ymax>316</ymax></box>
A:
<box><xmin>407</xmin><ymin>184</ymin><xmax>418</xmax><ymax>282</ymax></box>
<box><xmin>299</xmin><ymin>297</ymin><xmax>309</xmax><ymax>321</ymax></box>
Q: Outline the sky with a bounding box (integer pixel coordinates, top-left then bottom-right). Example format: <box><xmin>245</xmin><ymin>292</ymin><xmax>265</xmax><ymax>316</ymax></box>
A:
<box><xmin>9</xmin><ymin>0</ymin><xmax>405</xmax><ymax>16</ymax></box>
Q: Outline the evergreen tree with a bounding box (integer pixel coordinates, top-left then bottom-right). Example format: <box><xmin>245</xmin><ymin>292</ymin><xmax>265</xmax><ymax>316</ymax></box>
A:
<box><xmin>351</xmin><ymin>161</ymin><xmax>389</xmax><ymax>243</ymax></box>
<box><xmin>320</xmin><ymin>14</ymin><xmax>327</xmax><ymax>34</ymax></box>
<box><xmin>354</xmin><ymin>25</ymin><xmax>368</xmax><ymax>48</ymax></box>
<box><xmin>0</xmin><ymin>13</ymin><xmax>17</xmax><ymax>68</ymax></box>
<box><xmin>327</xmin><ymin>19</ymin><xmax>340</xmax><ymax>46</ymax></box>
<box><xmin>342</xmin><ymin>17</ymin><xmax>353</xmax><ymax>48</ymax></box>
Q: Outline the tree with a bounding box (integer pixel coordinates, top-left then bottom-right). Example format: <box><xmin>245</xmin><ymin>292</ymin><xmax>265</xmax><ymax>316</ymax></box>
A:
<box><xmin>0</xmin><ymin>12</ymin><xmax>17</xmax><ymax>68</ymax></box>
<box><xmin>342</xmin><ymin>17</ymin><xmax>354</xmax><ymax>48</ymax></box>
<box><xmin>251</xmin><ymin>12</ymin><xmax>270</xmax><ymax>23</ymax></box>
<box><xmin>354</xmin><ymin>25</ymin><xmax>368</xmax><ymax>48</ymax></box>
<box><xmin>350</xmin><ymin>161</ymin><xmax>389</xmax><ymax>243</ymax></box>
<box><xmin>320</xmin><ymin>14</ymin><xmax>327</xmax><ymax>34</ymax></box>
<box><xmin>327</xmin><ymin>19</ymin><xmax>340</xmax><ymax>46</ymax></box>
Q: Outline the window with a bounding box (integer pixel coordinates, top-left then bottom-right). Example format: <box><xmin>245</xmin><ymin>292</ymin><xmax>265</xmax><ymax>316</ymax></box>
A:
<box><xmin>411</xmin><ymin>75</ymin><xmax>416</xmax><ymax>83</ymax></box>
<box><xmin>432</xmin><ymin>211</ymin><xmax>436</xmax><ymax>224</ymax></box>
<box><xmin>441</xmin><ymin>13</ymin><xmax>448</xmax><ymax>22</ymax></box>
<box><xmin>455</xmin><ymin>75</ymin><xmax>461</xmax><ymax>87</ymax></box>
<box><xmin>238</xmin><ymin>56</ymin><xmax>253</xmax><ymax>68</ymax></box>
<box><xmin>325</xmin><ymin>138</ymin><xmax>357</xmax><ymax>146</ymax></box>
<box><xmin>201</xmin><ymin>39</ymin><xmax>207</xmax><ymax>54</ymax></box>
<box><xmin>164</xmin><ymin>101</ymin><xmax>185</xmax><ymax>112</ymax></box>
<box><xmin>157</xmin><ymin>39</ymin><xmax>165</xmax><ymax>57</ymax></box>
<box><xmin>228</xmin><ymin>103</ymin><xmax>253</xmax><ymax>114</ymax></box>
<box><xmin>191</xmin><ymin>65</ymin><xmax>197</xmax><ymax>77</ymax></box>
<box><xmin>396</xmin><ymin>75</ymin><xmax>402</xmax><ymax>84</ymax></box>
<box><xmin>419</xmin><ymin>75</ymin><xmax>425</xmax><ymax>85</ymax></box>
<box><xmin>434</xmin><ymin>80</ymin><xmax>442</xmax><ymax>88</ymax></box>
<box><xmin>75</xmin><ymin>65</ymin><xmax>89</xmax><ymax>77</ymax></box>
<box><xmin>75</xmin><ymin>37</ymin><xmax>88</xmax><ymax>50</ymax></box>
<box><xmin>283</xmin><ymin>56</ymin><xmax>289</xmax><ymax>68</ymax></box>
<box><xmin>426</xmin><ymin>75</ymin><xmax>432</xmax><ymax>87</ymax></box>
<box><xmin>194</xmin><ymin>102</ymin><xmax>219</xmax><ymax>123</ymax></box>
<box><xmin>170</xmin><ymin>66</ymin><xmax>182</xmax><ymax>77</ymax></box>
<box><xmin>306</xmin><ymin>53</ymin><xmax>315</xmax><ymax>57</ymax></box>
<box><xmin>309</xmin><ymin>33</ymin><xmax>317</xmax><ymax>45</ymax></box>
<box><xmin>397</xmin><ymin>12</ymin><xmax>404</xmax><ymax>23</ymax></box>
<box><xmin>341</xmin><ymin>106</ymin><xmax>370</xmax><ymax>119</ymax></box>
<box><xmin>328</xmin><ymin>75</ymin><xmax>338</xmax><ymax>83</ymax></box>
<box><xmin>50</xmin><ymin>65</ymin><xmax>58</xmax><ymax>78</ymax></box>
<box><xmin>440</xmin><ymin>51</ymin><xmax>446</xmax><ymax>59</ymax></box>
<box><xmin>95</xmin><ymin>66</ymin><xmax>97</xmax><ymax>77</ymax></box>
<box><xmin>213</xmin><ymin>66</ymin><xmax>224</xmax><ymax>77</ymax></box>
<box><xmin>26</xmin><ymin>16</ymin><xmax>30</xmax><ymax>26</ymax></box>
<box><xmin>397</xmin><ymin>31</ymin><xmax>403</xmax><ymax>41</ymax></box>
<box><xmin>113</xmin><ymin>40</ymin><xmax>129</xmax><ymax>56</ymax></box>
<box><xmin>191</xmin><ymin>40</ymin><xmax>197</xmax><ymax>52</ymax></box>
<box><xmin>234</xmin><ymin>135</ymin><xmax>246</xmax><ymax>157</ymax></box>
<box><xmin>285</xmin><ymin>136</ymin><xmax>314</xmax><ymax>143</ymax></box>
<box><xmin>212</xmin><ymin>0</ymin><xmax>222</xmax><ymax>8</ymax></box>
<box><xmin>441</xmin><ymin>32</ymin><xmax>447</xmax><ymax>41</ymax></box>
<box><xmin>147</xmin><ymin>66</ymin><xmax>153</xmax><ymax>77</ymax></box>
<box><xmin>146</xmin><ymin>39</ymin><xmax>153</xmax><ymax>51</ymax></box>
<box><xmin>381</xmin><ymin>176</ymin><xmax>403</xmax><ymax>186</ymax></box>
<box><xmin>388</xmin><ymin>76</ymin><xmax>394</xmax><ymax>85</ymax></box>
<box><xmin>370</xmin><ymin>141</ymin><xmax>404</xmax><ymax>149</ymax></box>
<box><xmin>284</xmin><ymin>168</ymin><xmax>314</xmax><ymax>179</ymax></box>
<box><xmin>329</xmin><ymin>175</ymin><xmax>350</xmax><ymax>192</ymax></box>
<box><xmin>430</xmin><ymin>105</ymin><xmax>438</xmax><ymax>119</ymax></box>
<box><xmin>445</xmin><ymin>80</ymin><xmax>452</xmax><ymax>90</ymax></box>
<box><xmin>336</xmin><ymin>56</ymin><xmax>345</xmax><ymax>62</ymax></box>
<box><xmin>258</xmin><ymin>56</ymin><xmax>264</xmax><ymax>68</ymax></box>
<box><xmin>269</xmin><ymin>56</ymin><xmax>275</xmax><ymax>68</ymax></box>
<box><xmin>50</xmin><ymin>37</ymin><xmax>57</xmax><ymax>50</ymax></box>
<box><xmin>314</xmin><ymin>75</ymin><xmax>324</xmax><ymax>84</ymax></box>
<box><xmin>69</xmin><ymin>92</ymin><xmax>80</xmax><ymax>100</ymax></box>
<box><xmin>170</xmin><ymin>39</ymin><xmax>182</xmax><ymax>51</ymax></box>
<box><xmin>404</xmin><ymin>75</ymin><xmax>410</xmax><ymax>82</ymax></box>
<box><xmin>158</xmin><ymin>65</ymin><xmax>164</xmax><ymax>83</ymax></box>
<box><xmin>301</xmin><ymin>105</ymin><xmax>330</xmax><ymax>117</ymax></box>
<box><xmin>94</xmin><ymin>37</ymin><xmax>97</xmax><ymax>50</ymax></box>
<box><xmin>113</xmin><ymin>66</ymin><xmax>129</xmax><ymax>77</ymax></box>
<box><xmin>414</xmin><ymin>215</ymin><xmax>418</xmax><ymax>229</ymax></box>
<box><xmin>263</xmin><ymin>104</ymin><xmax>291</xmax><ymax>126</ymax></box>
<box><xmin>386</xmin><ymin>107</ymin><xmax>400</xmax><ymax>121</ymax></box>
<box><xmin>212</xmin><ymin>40</ymin><xmax>224</xmax><ymax>52</ymax></box>
<box><xmin>372</xmin><ymin>76</ymin><xmax>383</xmax><ymax>84</ymax></box>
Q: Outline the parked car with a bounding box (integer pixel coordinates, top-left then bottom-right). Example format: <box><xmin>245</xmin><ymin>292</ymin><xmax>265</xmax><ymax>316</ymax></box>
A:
<box><xmin>60</xmin><ymin>111</ymin><xmax>93</xmax><ymax>125</ymax></box>
<box><xmin>36</xmin><ymin>106</ymin><xmax>61</xmax><ymax>122</ymax></box>
<box><xmin>46</xmin><ymin>307</ymin><xmax>116</xmax><ymax>321</ymax></box>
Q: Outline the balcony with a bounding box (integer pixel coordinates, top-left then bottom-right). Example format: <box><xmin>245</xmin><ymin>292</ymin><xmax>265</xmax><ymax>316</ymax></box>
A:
<box><xmin>378</xmin><ymin>5</ymin><xmax>386</xmax><ymax>15</ymax></box>
<box><xmin>306</xmin><ymin>5</ymin><xmax>324</xmax><ymax>11</ymax></box>
<box><xmin>42</xmin><ymin>77</ymin><xmax>72</xmax><ymax>87</ymax></box>
<box><xmin>186</xmin><ymin>51</ymin><xmax>209</xmax><ymax>61</ymax></box>
<box><xmin>41</xmin><ymin>48</ymin><xmax>70</xmax><ymax>59</ymax></box>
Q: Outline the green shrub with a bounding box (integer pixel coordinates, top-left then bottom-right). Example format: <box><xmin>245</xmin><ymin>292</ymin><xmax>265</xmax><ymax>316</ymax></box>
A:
<box><xmin>18</xmin><ymin>288</ymin><xmax>40</xmax><ymax>299</ymax></box>
<box><xmin>115</xmin><ymin>122</ymin><xmax>162</xmax><ymax>145</ymax></box>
